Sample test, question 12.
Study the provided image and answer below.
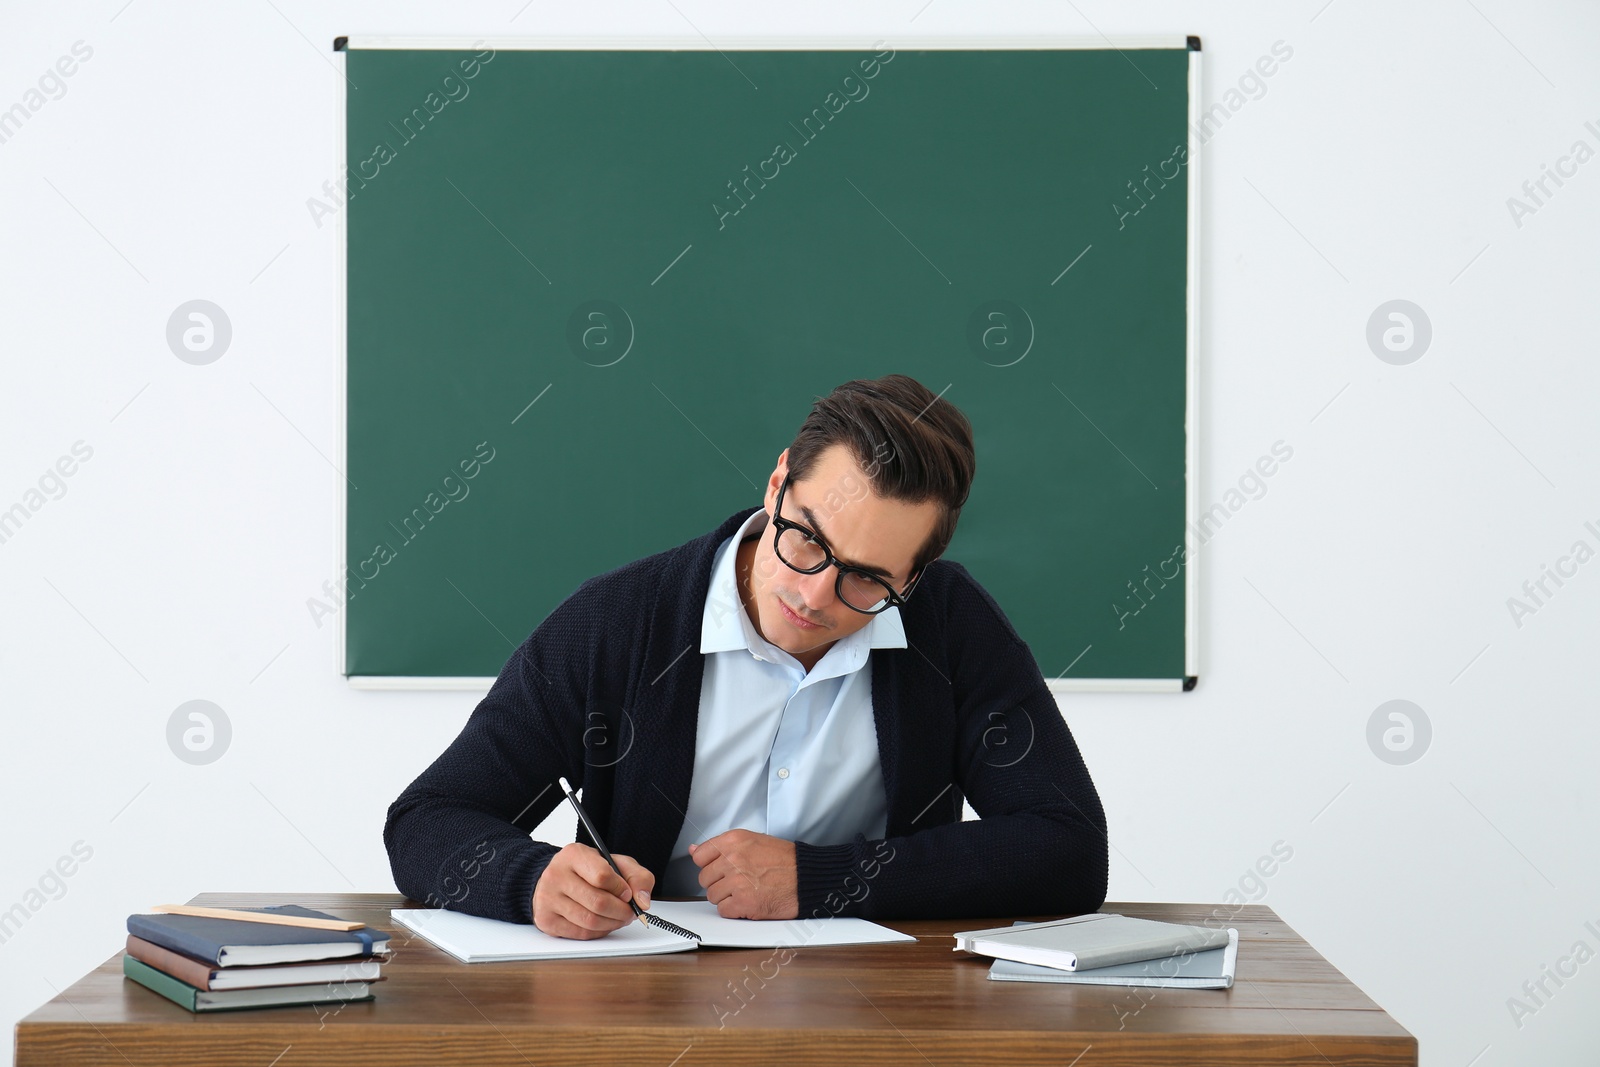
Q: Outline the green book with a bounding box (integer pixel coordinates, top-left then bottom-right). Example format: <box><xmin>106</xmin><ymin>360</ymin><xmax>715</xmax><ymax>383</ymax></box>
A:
<box><xmin>122</xmin><ymin>955</ymin><xmax>375</xmax><ymax>1012</ymax></box>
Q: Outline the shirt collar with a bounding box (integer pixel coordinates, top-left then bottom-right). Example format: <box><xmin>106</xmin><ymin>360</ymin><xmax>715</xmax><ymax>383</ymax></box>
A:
<box><xmin>700</xmin><ymin>508</ymin><xmax>907</xmax><ymax>657</ymax></box>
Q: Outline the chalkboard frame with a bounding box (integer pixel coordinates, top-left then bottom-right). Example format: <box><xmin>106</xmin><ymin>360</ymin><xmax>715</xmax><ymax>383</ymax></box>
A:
<box><xmin>332</xmin><ymin>34</ymin><xmax>1202</xmax><ymax>693</ymax></box>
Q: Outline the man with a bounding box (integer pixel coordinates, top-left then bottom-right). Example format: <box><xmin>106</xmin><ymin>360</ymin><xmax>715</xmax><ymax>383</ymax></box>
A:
<box><xmin>384</xmin><ymin>375</ymin><xmax>1107</xmax><ymax>940</ymax></box>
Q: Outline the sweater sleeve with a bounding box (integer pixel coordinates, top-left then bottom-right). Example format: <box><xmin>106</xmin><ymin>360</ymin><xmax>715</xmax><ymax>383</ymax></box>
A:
<box><xmin>381</xmin><ymin>585</ymin><xmax>600</xmax><ymax>925</ymax></box>
<box><xmin>792</xmin><ymin>577</ymin><xmax>1109</xmax><ymax>921</ymax></box>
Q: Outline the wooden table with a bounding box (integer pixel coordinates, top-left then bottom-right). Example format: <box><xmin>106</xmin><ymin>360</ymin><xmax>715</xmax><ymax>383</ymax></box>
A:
<box><xmin>15</xmin><ymin>892</ymin><xmax>1416</xmax><ymax>1066</ymax></box>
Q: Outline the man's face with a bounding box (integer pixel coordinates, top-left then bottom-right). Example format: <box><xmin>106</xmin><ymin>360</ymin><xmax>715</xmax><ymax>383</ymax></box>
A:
<box><xmin>740</xmin><ymin>443</ymin><xmax>941</xmax><ymax>659</ymax></box>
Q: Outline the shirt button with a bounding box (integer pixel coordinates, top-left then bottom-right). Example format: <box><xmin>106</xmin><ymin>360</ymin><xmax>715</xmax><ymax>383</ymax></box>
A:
<box><xmin>776</xmin><ymin>768</ymin><xmax>790</xmax><ymax>779</ymax></box>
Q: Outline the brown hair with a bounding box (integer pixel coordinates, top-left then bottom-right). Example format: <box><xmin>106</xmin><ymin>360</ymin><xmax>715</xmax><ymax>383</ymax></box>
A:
<box><xmin>786</xmin><ymin>374</ymin><xmax>976</xmax><ymax>575</ymax></box>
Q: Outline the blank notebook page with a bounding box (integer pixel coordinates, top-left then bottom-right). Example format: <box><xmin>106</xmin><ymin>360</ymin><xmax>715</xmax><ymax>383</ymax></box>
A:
<box><xmin>391</xmin><ymin>900</ymin><xmax>914</xmax><ymax>962</ymax></box>
<box><xmin>390</xmin><ymin>908</ymin><xmax>696</xmax><ymax>962</ymax></box>
<box><xmin>647</xmin><ymin>900</ymin><xmax>916</xmax><ymax>948</ymax></box>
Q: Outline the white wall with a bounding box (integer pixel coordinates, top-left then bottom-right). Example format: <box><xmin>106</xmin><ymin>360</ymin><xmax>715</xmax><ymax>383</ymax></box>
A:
<box><xmin>2</xmin><ymin>2</ymin><xmax>1595</xmax><ymax>1064</ymax></box>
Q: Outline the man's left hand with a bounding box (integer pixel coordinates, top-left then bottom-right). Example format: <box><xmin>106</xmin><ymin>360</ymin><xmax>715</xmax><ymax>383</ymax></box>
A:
<box><xmin>691</xmin><ymin>830</ymin><xmax>798</xmax><ymax>919</ymax></box>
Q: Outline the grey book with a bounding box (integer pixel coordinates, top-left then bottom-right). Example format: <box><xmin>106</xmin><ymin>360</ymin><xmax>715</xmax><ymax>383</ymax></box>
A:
<box><xmin>953</xmin><ymin>913</ymin><xmax>1232</xmax><ymax>972</ymax></box>
<box><xmin>987</xmin><ymin>923</ymin><xmax>1238</xmax><ymax>988</ymax></box>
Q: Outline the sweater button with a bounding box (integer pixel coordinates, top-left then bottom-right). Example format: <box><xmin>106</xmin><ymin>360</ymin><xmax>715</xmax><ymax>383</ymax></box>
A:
<box><xmin>776</xmin><ymin>767</ymin><xmax>790</xmax><ymax>779</ymax></box>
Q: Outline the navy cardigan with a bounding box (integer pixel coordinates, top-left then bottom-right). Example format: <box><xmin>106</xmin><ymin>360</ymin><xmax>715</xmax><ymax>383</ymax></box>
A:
<box><xmin>383</xmin><ymin>508</ymin><xmax>1109</xmax><ymax>924</ymax></box>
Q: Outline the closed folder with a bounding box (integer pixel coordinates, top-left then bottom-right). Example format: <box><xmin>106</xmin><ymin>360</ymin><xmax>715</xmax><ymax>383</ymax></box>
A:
<box><xmin>953</xmin><ymin>913</ymin><xmax>1231</xmax><ymax>972</ymax></box>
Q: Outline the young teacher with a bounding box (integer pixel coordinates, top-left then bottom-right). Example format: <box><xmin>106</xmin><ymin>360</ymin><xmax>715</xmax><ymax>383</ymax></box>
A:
<box><xmin>384</xmin><ymin>375</ymin><xmax>1108</xmax><ymax>940</ymax></box>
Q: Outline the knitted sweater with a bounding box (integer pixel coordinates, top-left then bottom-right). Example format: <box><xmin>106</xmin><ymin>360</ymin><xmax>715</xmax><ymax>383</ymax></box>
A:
<box><xmin>383</xmin><ymin>508</ymin><xmax>1109</xmax><ymax>924</ymax></box>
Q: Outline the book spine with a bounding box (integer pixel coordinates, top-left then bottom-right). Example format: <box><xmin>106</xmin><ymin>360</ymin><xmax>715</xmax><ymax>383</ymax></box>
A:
<box><xmin>125</xmin><ymin>935</ymin><xmax>219</xmax><ymax>990</ymax></box>
<box><xmin>122</xmin><ymin>955</ymin><xmax>201</xmax><ymax>1011</ymax></box>
<box><xmin>1074</xmin><ymin>929</ymin><xmax>1230</xmax><ymax>971</ymax></box>
<box><xmin>126</xmin><ymin>915</ymin><xmax>225</xmax><ymax>965</ymax></box>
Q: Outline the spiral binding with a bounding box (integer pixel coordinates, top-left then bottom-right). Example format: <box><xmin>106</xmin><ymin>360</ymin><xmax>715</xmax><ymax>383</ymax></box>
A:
<box><xmin>642</xmin><ymin>912</ymin><xmax>701</xmax><ymax>941</ymax></box>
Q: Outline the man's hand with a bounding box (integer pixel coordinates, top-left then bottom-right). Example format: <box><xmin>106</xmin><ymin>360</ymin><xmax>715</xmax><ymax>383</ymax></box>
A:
<box><xmin>691</xmin><ymin>829</ymin><xmax>798</xmax><ymax>919</ymax></box>
<box><xmin>532</xmin><ymin>842</ymin><xmax>654</xmax><ymax>940</ymax></box>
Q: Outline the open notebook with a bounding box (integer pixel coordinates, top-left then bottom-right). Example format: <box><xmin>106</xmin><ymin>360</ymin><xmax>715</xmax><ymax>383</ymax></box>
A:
<box><xmin>391</xmin><ymin>900</ymin><xmax>915</xmax><ymax>962</ymax></box>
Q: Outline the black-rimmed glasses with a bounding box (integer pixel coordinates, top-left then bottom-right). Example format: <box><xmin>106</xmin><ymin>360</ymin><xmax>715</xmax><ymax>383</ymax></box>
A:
<box><xmin>771</xmin><ymin>476</ymin><xmax>921</xmax><ymax>615</ymax></box>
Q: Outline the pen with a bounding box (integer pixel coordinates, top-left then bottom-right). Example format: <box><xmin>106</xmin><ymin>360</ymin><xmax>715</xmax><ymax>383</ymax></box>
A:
<box><xmin>555</xmin><ymin>776</ymin><xmax>700</xmax><ymax>941</ymax></box>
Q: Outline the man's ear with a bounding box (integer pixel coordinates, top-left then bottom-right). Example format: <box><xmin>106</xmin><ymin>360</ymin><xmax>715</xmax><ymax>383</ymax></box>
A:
<box><xmin>763</xmin><ymin>449</ymin><xmax>789</xmax><ymax>514</ymax></box>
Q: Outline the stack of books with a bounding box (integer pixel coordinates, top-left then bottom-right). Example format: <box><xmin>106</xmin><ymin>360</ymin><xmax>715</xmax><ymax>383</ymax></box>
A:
<box><xmin>953</xmin><ymin>913</ymin><xmax>1239</xmax><ymax>989</ymax></box>
<box><xmin>122</xmin><ymin>904</ymin><xmax>391</xmax><ymax>1012</ymax></box>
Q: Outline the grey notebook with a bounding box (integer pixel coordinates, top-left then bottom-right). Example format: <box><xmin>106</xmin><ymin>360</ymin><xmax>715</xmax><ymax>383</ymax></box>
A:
<box><xmin>953</xmin><ymin>913</ymin><xmax>1232</xmax><ymax>972</ymax></box>
<box><xmin>987</xmin><ymin>923</ymin><xmax>1238</xmax><ymax>988</ymax></box>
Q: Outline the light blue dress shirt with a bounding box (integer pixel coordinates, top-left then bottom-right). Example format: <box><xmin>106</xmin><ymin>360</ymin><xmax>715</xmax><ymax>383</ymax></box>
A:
<box><xmin>659</xmin><ymin>508</ymin><xmax>905</xmax><ymax>899</ymax></box>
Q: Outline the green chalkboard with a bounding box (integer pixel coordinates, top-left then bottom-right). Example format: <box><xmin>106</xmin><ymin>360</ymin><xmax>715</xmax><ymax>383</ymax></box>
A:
<box><xmin>341</xmin><ymin>39</ymin><xmax>1197</xmax><ymax>686</ymax></box>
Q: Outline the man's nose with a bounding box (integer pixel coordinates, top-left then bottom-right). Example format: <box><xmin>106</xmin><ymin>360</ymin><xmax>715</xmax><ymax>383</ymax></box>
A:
<box><xmin>796</xmin><ymin>567</ymin><xmax>837</xmax><ymax>613</ymax></box>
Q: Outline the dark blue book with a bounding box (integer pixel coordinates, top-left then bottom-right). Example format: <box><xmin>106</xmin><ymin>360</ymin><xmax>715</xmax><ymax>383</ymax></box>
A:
<box><xmin>126</xmin><ymin>906</ymin><xmax>391</xmax><ymax>967</ymax></box>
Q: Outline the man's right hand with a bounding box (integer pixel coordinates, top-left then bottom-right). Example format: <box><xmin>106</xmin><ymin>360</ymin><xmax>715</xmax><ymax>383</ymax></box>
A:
<box><xmin>532</xmin><ymin>843</ymin><xmax>655</xmax><ymax>940</ymax></box>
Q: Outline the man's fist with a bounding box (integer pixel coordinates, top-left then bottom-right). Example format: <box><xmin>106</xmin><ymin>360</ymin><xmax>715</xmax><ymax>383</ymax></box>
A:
<box><xmin>532</xmin><ymin>843</ymin><xmax>654</xmax><ymax>940</ymax></box>
<box><xmin>691</xmin><ymin>829</ymin><xmax>798</xmax><ymax>920</ymax></box>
